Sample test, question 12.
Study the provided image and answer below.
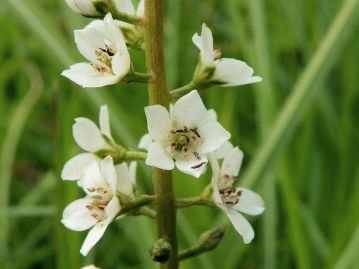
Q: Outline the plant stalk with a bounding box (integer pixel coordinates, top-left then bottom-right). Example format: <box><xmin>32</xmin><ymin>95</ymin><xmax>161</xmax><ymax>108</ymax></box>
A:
<box><xmin>144</xmin><ymin>1</ymin><xmax>178</xmax><ymax>268</ymax></box>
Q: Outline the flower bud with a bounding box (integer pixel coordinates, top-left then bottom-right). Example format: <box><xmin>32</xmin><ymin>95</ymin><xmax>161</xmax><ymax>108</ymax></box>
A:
<box><xmin>149</xmin><ymin>238</ymin><xmax>172</xmax><ymax>263</ymax></box>
<box><xmin>65</xmin><ymin>0</ymin><xmax>102</xmax><ymax>16</ymax></box>
<box><xmin>198</xmin><ymin>225</ymin><xmax>226</xmax><ymax>251</ymax></box>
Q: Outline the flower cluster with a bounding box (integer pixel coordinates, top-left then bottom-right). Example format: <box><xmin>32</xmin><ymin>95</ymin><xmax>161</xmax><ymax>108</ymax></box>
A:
<box><xmin>61</xmin><ymin>106</ymin><xmax>137</xmax><ymax>255</ymax></box>
<box><xmin>61</xmin><ymin>0</ymin><xmax>265</xmax><ymax>258</ymax></box>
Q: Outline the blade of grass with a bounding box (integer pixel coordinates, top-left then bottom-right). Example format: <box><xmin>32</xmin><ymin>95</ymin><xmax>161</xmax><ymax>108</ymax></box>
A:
<box><xmin>2</xmin><ymin>206</ymin><xmax>55</xmax><ymax>217</ymax></box>
<box><xmin>333</xmin><ymin>223</ymin><xmax>359</xmax><ymax>269</ymax></box>
<box><xmin>247</xmin><ymin>1</ymin><xmax>278</xmax><ymax>269</ymax></box>
<box><xmin>241</xmin><ymin>0</ymin><xmax>359</xmax><ymax>189</ymax></box>
<box><xmin>300</xmin><ymin>205</ymin><xmax>330</xmax><ymax>259</ymax></box>
<box><xmin>0</xmin><ymin>64</ymin><xmax>43</xmax><ymax>265</ymax></box>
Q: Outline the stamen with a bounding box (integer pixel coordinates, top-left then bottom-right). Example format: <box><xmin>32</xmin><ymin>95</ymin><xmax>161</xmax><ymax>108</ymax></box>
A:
<box><xmin>214</xmin><ymin>48</ymin><xmax>222</xmax><ymax>59</ymax></box>
<box><xmin>182</xmin><ymin>146</ymin><xmax>189</xmax><ymax>157</ymax></box>
<box><xmin>194</xmin><ymin>152</ymin><xmax>201</xmax><ymax>160</ymax></box>
<box><xmin>105</xmin><ymin>44</ymin><xmax>116</xmax><ymax>56</ymax></box>
<box><xmin>190</xmin><ymin>129</ymin><xmax>201</xmax><ymax>138</ymax></box>
<box><xmin>91</xmin><ymin>63</ymin><xmax>112</xmax><ymax>74</ymax></box>
<box><xmin>191</xmin><ymin>161</ymin><xmax>207</xmax><ymax>169</ymax></box>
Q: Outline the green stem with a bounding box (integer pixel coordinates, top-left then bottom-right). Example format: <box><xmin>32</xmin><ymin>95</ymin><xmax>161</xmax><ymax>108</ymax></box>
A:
<box><xmin>170</xmin><ymin>81</ymin><xmax>197</xmax><ymax>99</ymax></box>
<box><xmin>111</xmin><ymin>11</ymin><xmax>142</xmax><ymax>24</ymax></box>
<box><xmin>134</xmin><ymin>206</ymin><xmax>157</xmax><ymax>219</ymax></box>
<box><xmin>125</xmin><ymin>71</ymin><xmax>152</xmax><ymax>83</ymax></box>
<box><xmin>132</xmin><ymin>72</ymin><xmax>151</xmax><ymax>82</ymax></box>
<box><xmin>124</xmin><ymin>150</ymin><xmax>147</xmax><ymax>161</ymax></box>
<box><xmin>144</xmin><ymin>0</ymin><xmax>178</xmax><ymax>268</ymax></box>
<box><xmin>119</xmin><ymin>195</ymin><xmax>156</xmax><ymax>211</ymax></box>
<box><xmin>175</xmin><ymin>197</ymin><xmax>215</xmax><ymax>209</ymax></box>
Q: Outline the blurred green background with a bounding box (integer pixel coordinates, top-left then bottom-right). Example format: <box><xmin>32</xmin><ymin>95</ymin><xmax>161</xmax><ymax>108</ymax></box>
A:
<box><xmin>1</xmin><ymin>0</ymin><xmax>359</xmax><ymax>268</ymax></box>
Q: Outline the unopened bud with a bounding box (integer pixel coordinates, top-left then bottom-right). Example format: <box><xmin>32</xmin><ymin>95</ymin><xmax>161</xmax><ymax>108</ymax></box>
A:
<box><xmin>65</xmin><ymin>0</ymin><xmax>102</xmax><ymax>16</ymax></box>
<box><xmin>198</xmin><ymin>225</ymin><xmax>226</xmax><ymax>251</ymax></box>
<box><xmin>149</xmin><ymin>238</ymin><xmax>172</xmax><ymax>263</ymax></box>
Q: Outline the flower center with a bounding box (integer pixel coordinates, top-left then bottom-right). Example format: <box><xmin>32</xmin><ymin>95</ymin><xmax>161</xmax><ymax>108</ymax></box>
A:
<box><xmin>86</xmin><ymin>198</ymin><xmax>109</xmax><ymax>221</ymax></box>
<box><xmin>218</xmin><ymin>173</ymin><xmax>237</xmax><ymax>190</ymax></box>
<box><xmin>168</xmin><ymin>127</ymin><xmax>206</xmax><ymax>169</ymax></box>
<box><xmin>91</xmin><ymin>41</ymin><xmax>117</xmax><ymax>74</ymax></box>
<box><xmin>219</xmin><ymin>187</ymin><xmax>242</xmax><ymax>208</ymax></box>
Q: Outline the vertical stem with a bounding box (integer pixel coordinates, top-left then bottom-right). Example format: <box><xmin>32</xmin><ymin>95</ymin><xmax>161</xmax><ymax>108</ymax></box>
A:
<box><xmin>144</xmin><ymin>1</ymin><xmax>178</xmax><ymax>269</ymax></box>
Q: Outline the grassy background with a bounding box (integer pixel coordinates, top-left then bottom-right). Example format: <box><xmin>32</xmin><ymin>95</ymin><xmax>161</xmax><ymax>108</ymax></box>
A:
<box><xmin>1</xmin><ymin>0</ymin><xmax>359</xmax><ymax>268</ymax></box>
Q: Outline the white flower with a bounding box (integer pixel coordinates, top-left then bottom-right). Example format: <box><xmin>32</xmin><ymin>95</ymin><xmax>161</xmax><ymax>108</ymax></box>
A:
<box><xmin>211</xmin><ymin>148</ymin><xmax>265</xmax><ymax>243</ymax></box>
<box><xmin>61</xmin><ymin>105</ymin><xmax>114</xmax><ymax>180</ymax></box>
<box><xmin>62</xmin><ymin>156</ymin><xmax>137</xmax><ymax>256</ymax></box>
<box><xmin>62</xmin><ymin>13</ymin><xmax>131</xmax><ymax>88</ymax></box>
<box><xmin>144</xmin><ymin>90</ymin><xmax>231</xmax><ymax>177</ymax></box>
<box><xmin>192</xmin><ymin>23</ymin><xmax>262</xmax><ymax>87</ymax></box>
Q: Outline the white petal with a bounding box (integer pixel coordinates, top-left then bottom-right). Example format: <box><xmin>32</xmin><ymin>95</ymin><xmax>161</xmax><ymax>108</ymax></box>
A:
<box><xmin>138</xmin><ymin>133</ymin><xmax>152</xmax><ymax>150</ymax></box>
<box><xmin>105</xmin><ymin>196</ymin><xmax>121</xmax><ymax>220</ymax></box>
<box><xmin>144</xmin><ymin>105</ymin><xmax>172</xmax><ymax>141</ymax></box>
<box><xmin>65</xmin><ymin>0</ymin><xmax>99</xmax><ymax>16</ymax></box>
<box><xmin>136</xmin><ymin>0</ymin><xmax>145</xmax><ymax>16</ymax></box>
<box><xmin>146</xmin><ymin>142</ymin><xmax>175</xmax><ymax>170</ymax></box>
<box><xmin>111</xmin><ymin>49</ymin><xmax>131</xmax><ymax>78</ymax></box>
<box><xmin>211</xmin><ymin>178</ymin><xmax>223</xmax><ymax>206</ymax></box>
<box><xmin>72</xmin><ymin>117</ymin><xmax>109</xmax><ymax>152</ymax></box>
<box><xmin>215</xmin><ymin>141</ymin><xmax>234</xmax><ymax>159</ymax></box>
<box><xmin>172</xmin><ymin>90</ymin><xmax>206</xmax><ymax>128</ymax></box>
<box><xmin>192</xmin><ymin>33</ymin><xmax>201</xmax><ymax>50</ymax></box>
<box><xmin>201</xmin><ymin>108</ymin><xmax>217</xmax><ymax>124</ymax></box>
<box><xmin>61</xmin><ymin>197</ymin><xmax>97</xmax><ymax>231</ymax></box>
<box><xmin>79</xmin><ymin>195</ymin><xmax>120</xmax><ymax>256</ymax></box>
<box><xmin>221</xmin><ymin>147</ymin><xmax>243</xmax><ymax>177</ymax></box>
<box><xmin>225</xmin><ymin>209</ymin><xmax>255</xmax><ymax>244</ymax></box>
<box><xmin>196</xmin><ymin>121</ymin><xmax>231</xmax><ymax>154</ymax></box>
<box><xmin>61</xmin><ymin>153</ymin><xmax>98</xmax><ymax>180</ymax></box>
<box><xmin>214</xmin><ymin>58</ymin><xmax>262</xmax><ymax>87</ymax></box>
<box><xmin>80</xmin><ymin>220</ymin><xmax>109</xmax><ymax>256</ymax></box>
<box><xmin>99</xmin><ymin>105</ymin><xmax>112</xmax><ymax>139</ymax></box>
<box><xmin>115</xmin><ymin>163</ymin><xmax>133</xmax><ymax>195</ymax></box>
<box><xmin>101</xmin><ymin>156</ymin><xmax>117</xmax><ymax>193</ymax></box>
<box><xmin>233</xmin><ymin>188</ymin><xmax>265</xmax><ymax>216</ymax></box>
<box><xmin>74</xmin><ymin>24</ymin><xmax>105</xmax><ymax>62</ymax></box>
<box><xmin>82</xmin><ymin>161</ymin><xmax>106</xmax><ymax>194</ymax></box>
<box><xmin>200</xmin><ymin>23</ymin><xmax>214</xmax><ymax>66</ymax></box>
<box><xmin>61</xmin><ymin>63</ymin><xmax>120</xmax><ymax>88</ymax></box>
<box><xmin>114</xmin><ymin>0</ymin><xmax>136</xmax><ymax>14</ymax></box>
<box><xmin>129</xmin><ymin>162</ymin><xmax>137</xmax><ymax>186</ymax></box>
<box><xmin>175</xmin><ymin>153</ymin><xmax>207</xmax><ymax>178</ymax></box>
<box><xmin>103</xmin><ymin>13</ymin><xmax>126</xmax><ymax>45</ymax></box>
